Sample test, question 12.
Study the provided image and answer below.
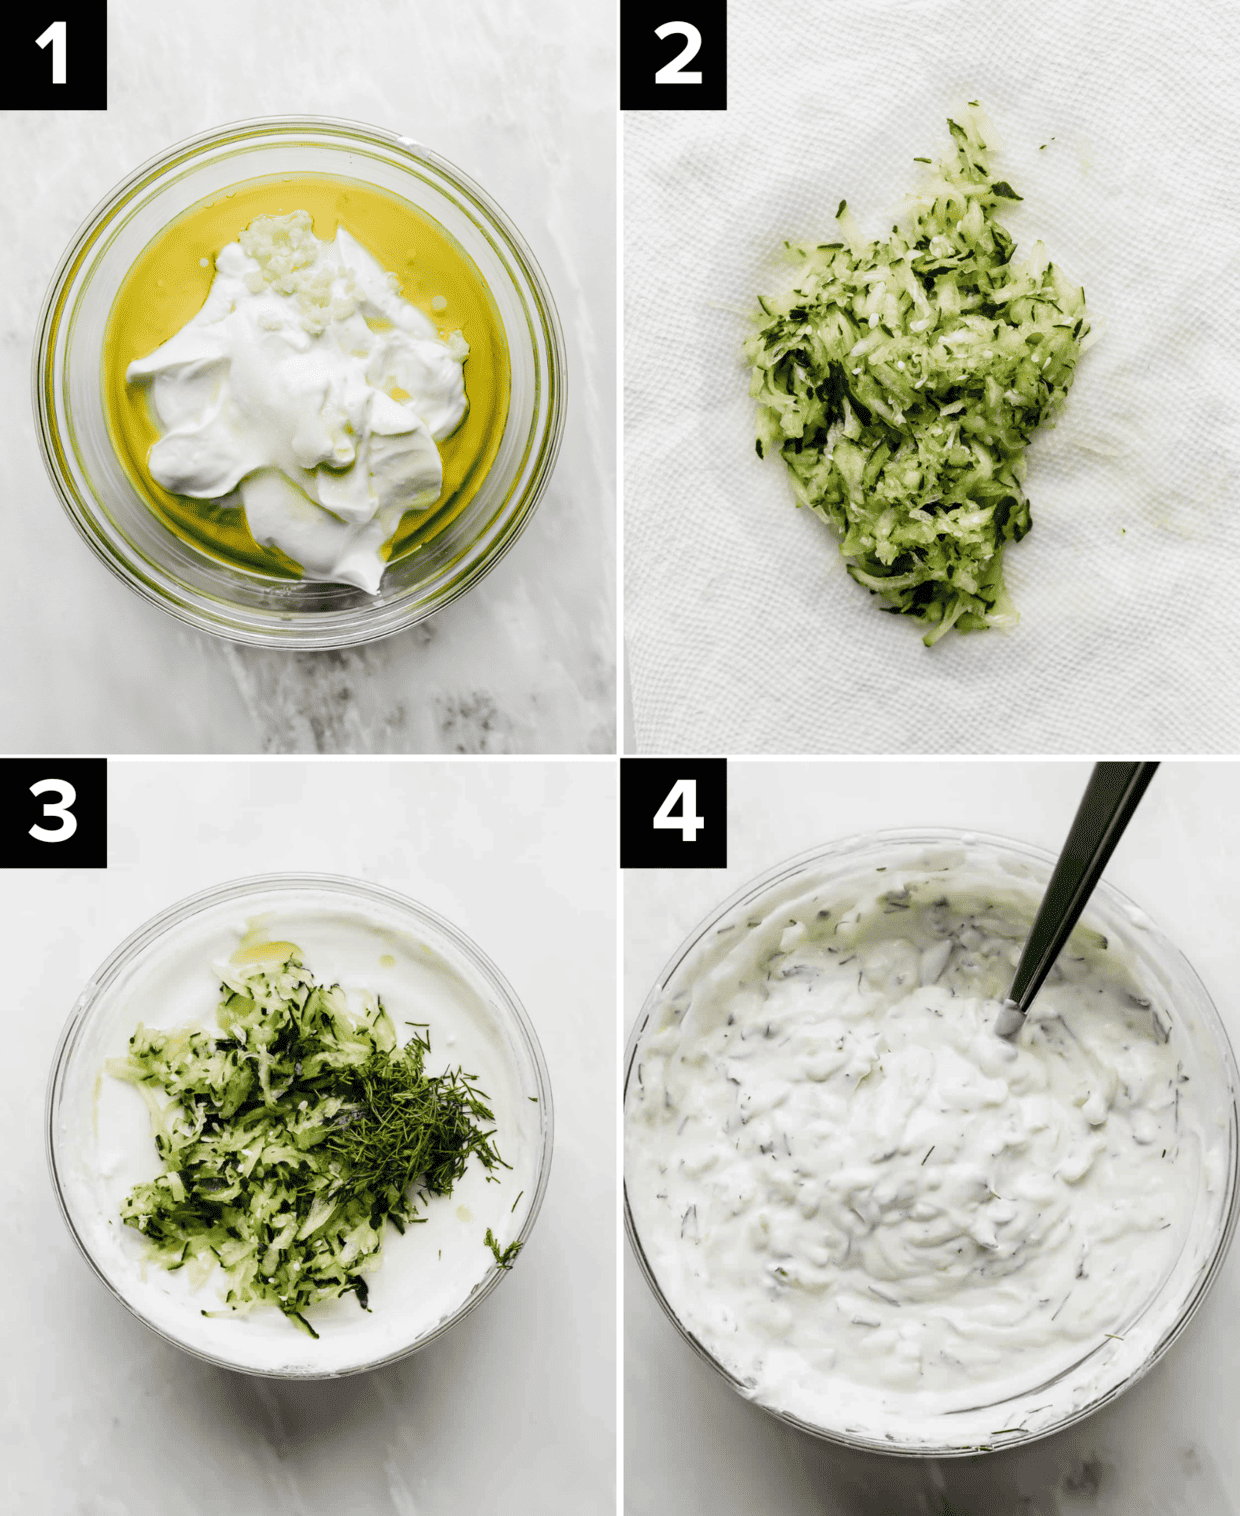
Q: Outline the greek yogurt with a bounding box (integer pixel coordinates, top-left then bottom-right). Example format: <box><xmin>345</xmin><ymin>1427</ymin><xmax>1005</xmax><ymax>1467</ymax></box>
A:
<box><xmin>55</xmin><ymin>894</ymin><xmax>543</xmax><ymax>1376</ymax></box>
<box><xmin>126</xmin><ymin>211</ymin><xmax>469</xmax><ymax>593</ymax></box>
<box><xmin>626</xmin><ymin>844</ymin><xmax>1234</xmax><ymax>1447</ymax></box>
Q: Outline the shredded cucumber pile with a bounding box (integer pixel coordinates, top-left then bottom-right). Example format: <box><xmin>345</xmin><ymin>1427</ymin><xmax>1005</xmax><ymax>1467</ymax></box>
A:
<box><xmin>109</xmin><ymin>946</ymin><xmax>512</xmax><ymax>1337</ymax></box>
<box><xmin>746</xmin><ymin>108</ymin><xmax>1090</xmax><ymax>645</ymax></box>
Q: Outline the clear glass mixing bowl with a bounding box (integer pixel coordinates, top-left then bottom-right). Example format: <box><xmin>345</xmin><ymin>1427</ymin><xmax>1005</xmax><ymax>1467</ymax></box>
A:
<box><xmin>624</xmin><ymin>829</ymin><xmax>1240</xmax><ymax>1454</ymax></box>
<box><xmin>33</xmin><ymin>117</ymin><xmax>566</xmax><ymax>647</ymax></box>
<box><xmin>48</xmin><ymin>874</ymin><xmax>554</xmax><ymax>1378</ymax></box>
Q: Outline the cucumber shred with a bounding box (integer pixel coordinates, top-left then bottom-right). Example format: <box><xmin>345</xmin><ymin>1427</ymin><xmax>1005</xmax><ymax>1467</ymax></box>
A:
<box><xmin>109</xmin><ymin>946</ymin><xmax>511</xmax><ymax>1337</ymax></box>
<box><xmin>746</xmin><ymin>107</ymin><xmax>1090</xmax><ymax>645</ymax></box>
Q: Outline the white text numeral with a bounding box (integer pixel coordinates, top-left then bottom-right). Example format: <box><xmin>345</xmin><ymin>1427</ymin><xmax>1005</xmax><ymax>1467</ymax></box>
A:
<box><xmin>654</xmin><ymin>21</ymin><xmax>702</xmax><ymax>85</ymax></box>
<box><xmin>653</xmin><ymin>779</ymin><xmax>704</xmax><ymax>842</ymax></box>
<box><xmin>37</xmin><ymin>20</ymin><xmax>67</xmax><ymax>84</ymax></box>
<box><xmin>30</xmin><ymin>778</ymin><xmax>78</xmax><ymax>842</ymax></box>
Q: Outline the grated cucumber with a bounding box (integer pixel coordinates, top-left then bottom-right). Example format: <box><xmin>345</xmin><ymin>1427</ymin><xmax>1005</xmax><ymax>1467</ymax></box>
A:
<box><xmin>108</xmin><ymin>946</ymin><xmax>513</xmax><ymax>1337</ymax></box>
<box><xmin>746</xmin><ymin>106</ymin><xmax>1090</xmax><ymax>645</ymax></box>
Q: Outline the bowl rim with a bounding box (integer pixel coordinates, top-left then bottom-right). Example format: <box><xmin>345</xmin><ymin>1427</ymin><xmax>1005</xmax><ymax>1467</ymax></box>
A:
<box><xmin>46</xmin><ymin>870</ymin><xmax>555</xmax><ymax>1379</ymax></box>
<box><xmin>31</xmin><ymin>113</ymin><xmax>568</xmax><ymax>649</ymax></box>
<box><xmin>623</xmin><ymin>825</ymin><xmax>1240</xmax><ymax>1456</ymax></box>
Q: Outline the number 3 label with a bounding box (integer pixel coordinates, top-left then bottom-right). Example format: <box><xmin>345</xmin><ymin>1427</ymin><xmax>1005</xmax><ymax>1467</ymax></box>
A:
<box><xmin>5</xmin><ymin>758</ymin><xmax>105</xmax><ymax>866</ymax></box>
<box><xmin>653</xmin><ymin>21</ymin><xmax>702</xmax><ymax>84</ymax></box>
<box><xmin>653</xmin><ymin>778</ymin><xmax>705</xmax><ymax>841</ymax></box>
<box><xmin>30</xmin><ymin>778</ymin><xmax>78</xmax><ymax>843</ymax></box>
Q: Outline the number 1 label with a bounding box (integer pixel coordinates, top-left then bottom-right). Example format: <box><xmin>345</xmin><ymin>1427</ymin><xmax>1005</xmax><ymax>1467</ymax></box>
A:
<box><xmin>37</xmin><ymin>20</ymin><xmax>66</xmax><ymax>83</ymax></box>
<box><xmin>15</xmin><ymin>8</ymin><xmax>105</xmax><ymax>110</ymax></box>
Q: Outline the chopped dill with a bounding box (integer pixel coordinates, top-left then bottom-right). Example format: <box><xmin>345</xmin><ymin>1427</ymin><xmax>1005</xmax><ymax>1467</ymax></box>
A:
<box><xmin>485</xmin><ymin>1227</ymin><xmax>523</xmax><ymax>1269</ymax></box>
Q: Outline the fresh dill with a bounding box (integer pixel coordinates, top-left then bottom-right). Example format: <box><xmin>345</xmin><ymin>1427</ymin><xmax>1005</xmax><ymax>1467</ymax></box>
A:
<box><xmin>324</xmin><ymin>1028</ymin><xmax>506</xmax><ymax>1211</ymax></box>
<box><xmin>485</xmin><ymin>1227</ymin><xmax>523</xmax><ymax>1269</ymax></box>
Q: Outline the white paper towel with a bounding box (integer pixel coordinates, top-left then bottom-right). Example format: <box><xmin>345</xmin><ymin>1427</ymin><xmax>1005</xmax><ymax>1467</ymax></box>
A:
<box><xmin>624</xmin><ymin>0</ymin><xmax>1240</xmax><ymax>754</ymax></box>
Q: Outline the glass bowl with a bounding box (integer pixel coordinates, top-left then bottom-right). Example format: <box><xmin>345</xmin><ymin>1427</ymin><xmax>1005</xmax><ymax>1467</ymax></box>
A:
<box><xmin>48</xmin><ymin>874</ymin><xmax>554</xmax><ymax>1378</ymax></box>
<box><xmin>33</xmin><ymin>117</ymin><xmax>566</xmax><ymax>648</ymax></box>
<box><xmin>624</xmin><ymin>829</ymin><xmax>1240</xmax><ymax>1454</ymax></box>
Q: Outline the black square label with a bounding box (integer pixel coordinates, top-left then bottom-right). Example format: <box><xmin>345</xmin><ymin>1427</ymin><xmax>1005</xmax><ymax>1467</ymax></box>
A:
<box><xmin>621</xmin><ymin>0</ymin><xmax>727</xmax><ymax>112</ymax></box>
<box><xmin>12</xmin><ymin>4</ymin><xmax>108</xmax><ymax>111</ymax></box>
<box><xmin>621</xmin><ymin>758</ymin><xmax>727</xmax><ymax>869</ymax></box>
<box><xmin>4</xmin><ymin>758</ymin><xmax>107</xmax><ymax>868</ymax></box>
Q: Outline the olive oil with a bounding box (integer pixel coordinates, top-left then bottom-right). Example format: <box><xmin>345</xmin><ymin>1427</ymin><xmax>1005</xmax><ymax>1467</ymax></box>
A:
<box><xmin>103</xmin><ymin>174</ymin><xmax>510</xmax><ymax>582</ymax></box>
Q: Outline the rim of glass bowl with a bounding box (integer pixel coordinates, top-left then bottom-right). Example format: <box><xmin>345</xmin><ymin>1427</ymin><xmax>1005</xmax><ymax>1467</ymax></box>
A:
<box><xmin>623</xmin><ymin>827</ymin><xmax>1240</xmax><ymax>1456</ymax></box>
<box><xmin>46</xmin><ymin>872</ymin><xmax>555</xmax><ymax>1379</ymax></box>
<box><xmin>32</xmin><ymin>116</ymin><xmax>567</xmax><ymax>649</ymax></box>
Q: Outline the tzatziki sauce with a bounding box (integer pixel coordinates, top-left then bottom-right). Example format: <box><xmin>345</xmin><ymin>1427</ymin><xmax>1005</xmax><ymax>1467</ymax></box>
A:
<box><xmin>626</xmin><ymin>845</ymin><xmax>1233</xmax><ymax>1447</ymax></box>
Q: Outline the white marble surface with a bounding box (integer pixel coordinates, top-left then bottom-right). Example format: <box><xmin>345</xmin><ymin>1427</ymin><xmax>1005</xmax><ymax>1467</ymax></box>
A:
<box><xmin>4</xmin><ymin>759</ymin><xmax>615</xmax><ymax>1512</ymax></box>
<box><xmin>2</xmin><ymin>0</ymin><xmax>615</xmax><ymax>754</ymax></box>
<box><xmin>625</xmin><ymin>761</ymin><xmax>1240</xmax><ymax>1516</ymax></box>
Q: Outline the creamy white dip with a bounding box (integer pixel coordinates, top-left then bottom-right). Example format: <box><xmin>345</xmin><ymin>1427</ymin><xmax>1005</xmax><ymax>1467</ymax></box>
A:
<box><xmin>127</xmin><ymin>211</ymin><xmax>468</xmax><ymax>593</ymax></box>
<box><xmin>626</xmin><ymin>848</ymin><xmax>1233</xmax><ymax>1446</ymax></box>
<box><xmin>57</xmin><ymin>900</ymin><xmax>541</xmax><ymax>1377</ymax></box>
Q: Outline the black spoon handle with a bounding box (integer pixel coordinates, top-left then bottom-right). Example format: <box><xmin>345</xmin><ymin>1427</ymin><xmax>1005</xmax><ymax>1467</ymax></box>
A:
<box><xmin>1008</xmin><ymin>761</ymin><xmax>1160</xmax><ymax>1016</ymax></box>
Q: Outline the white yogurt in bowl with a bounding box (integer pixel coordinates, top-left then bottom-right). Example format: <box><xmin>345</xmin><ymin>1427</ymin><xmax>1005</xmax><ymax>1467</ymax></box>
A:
<box><xmin>624</xmin><ymin>831</ymin><xmax>1239</xmax><ymax>1453</ymax></box>
<box><xmin>49</xmin><ymin>875</ymin><xmax>552</xmax><ymax>1378</ymax></box>
<box><xmin>35</xmin><ymin>116</ymin><xmax>566</xmax><ymax>648</ymax></box>
<box><xmin>128</xmin><ymin>214</ymin><xmax>470</xmax><ymax>595</ymax></box>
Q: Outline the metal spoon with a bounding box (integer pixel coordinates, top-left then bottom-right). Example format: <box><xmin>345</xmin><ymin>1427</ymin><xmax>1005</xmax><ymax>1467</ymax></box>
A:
<box><xmin>994</xmin><ymin>762</ymin><xmax>1160</xmax><ymax>1040</ymax></box>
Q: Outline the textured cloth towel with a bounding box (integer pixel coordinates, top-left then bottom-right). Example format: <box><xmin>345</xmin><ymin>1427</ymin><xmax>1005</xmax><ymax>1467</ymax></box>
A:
<box><xmin>625</xmin><ymin>0</ymin><xmax>1240</xmax><ymax>754</ymax></box>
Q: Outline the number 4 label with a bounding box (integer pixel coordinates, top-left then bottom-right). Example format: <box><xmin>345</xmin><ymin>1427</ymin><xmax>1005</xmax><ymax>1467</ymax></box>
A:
<box><xmin>620</xmin><ymin>758</ymin><xmax>727</xmax><ymax>869</ymax></box>
<box><xmin>653</xmin><ymin>778</ymin><xmax>705</xmax><ymax>841</ymax></box>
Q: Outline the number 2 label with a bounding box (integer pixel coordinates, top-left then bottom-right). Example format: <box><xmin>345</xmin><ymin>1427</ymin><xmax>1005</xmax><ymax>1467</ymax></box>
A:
<box><xmin>654</xmin><ymin>21</ymin><xmax>702</xmax><ymax>84</ymax></box>
<box><xmin>620</xmin><ymin>3</ymin><xmax>725</xmax><ymax>114</ymax></box>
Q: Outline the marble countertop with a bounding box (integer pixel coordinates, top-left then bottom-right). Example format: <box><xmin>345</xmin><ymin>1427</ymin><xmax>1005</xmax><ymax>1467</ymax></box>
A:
<box><xmin>625</xmin><ymin>761</ymin><xmax>1240</xmax><ymax>1516</ymax></box>
<box><xmin>5</xmin><ymin>759</ymin><xmax>615</xmax><ymax>1513</ymax></box>
<box><xmin>2</xmin><ymin>0</ymin><xmax>615</xmax><ymax>754</ymax></box>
